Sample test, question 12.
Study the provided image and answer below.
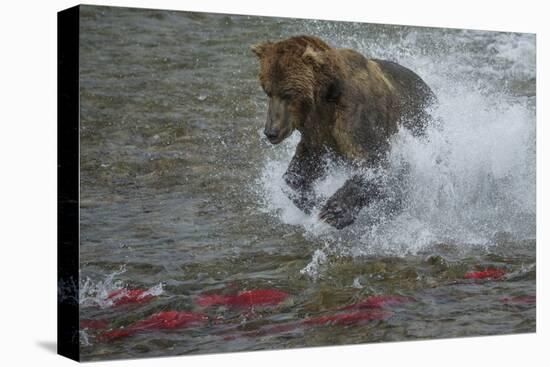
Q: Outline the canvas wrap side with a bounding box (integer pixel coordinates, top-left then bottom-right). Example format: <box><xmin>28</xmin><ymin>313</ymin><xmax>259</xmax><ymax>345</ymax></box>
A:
<box><xmin>57</xmin><ymin>5</ymin><xmax>80</xmax><ymax>362</ymax></box>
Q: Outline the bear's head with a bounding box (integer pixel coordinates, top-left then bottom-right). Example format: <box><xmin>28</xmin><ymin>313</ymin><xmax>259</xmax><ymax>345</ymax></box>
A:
<box><xmin>251</xmin><ymin>36</ymin><xmax>340</xmax><ymax>144</ymax></box>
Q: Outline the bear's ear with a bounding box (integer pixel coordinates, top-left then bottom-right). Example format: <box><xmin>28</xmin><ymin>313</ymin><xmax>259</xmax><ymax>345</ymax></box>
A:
<box><xmin>302</xmin><ymin>46</ymin><xmax>324</xmax><ymax>66</ymax></box>
<box><xmin>250</xmin><ymin>42</ymin><xmax>272</xmax><ymax>58</ymax></box>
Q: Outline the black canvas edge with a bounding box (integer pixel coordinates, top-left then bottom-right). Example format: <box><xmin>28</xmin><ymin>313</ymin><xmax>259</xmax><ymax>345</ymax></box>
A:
<box><xmin>58</xmin><ymin>4</ymin><xmax>80</xmax><ymax>362</ymax></box>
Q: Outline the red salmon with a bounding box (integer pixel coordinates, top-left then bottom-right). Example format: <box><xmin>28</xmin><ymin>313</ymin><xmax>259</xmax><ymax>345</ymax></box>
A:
<box><xmin>98</xmin><ymin>311</ymin><xmax>208</xmax><ymax>341</ymax></box>
<box><xmin>129</xmin><ymin>311</ymin><xmax>207</xmax><ymax>330</ymax></box>
<box><xmin>107</xmin><ymin>289</ymin><xmax>155</xmax><ymax>307</ymax></box>
<box><xmin>79</xmin><ymin>319</ymin><xmax>108</xmax><ymax>330</ymax></box>
<box><xmin>502</xmin><ymin>295</ymin><xmax>536</xmax><ymax>305</ymax></box>
<box><xmin>226</xmin><ymin>309</ymin><xmax>392</xmax><ymax>340</ymax></box>
<box><xmin>197</xmin><ymin>289</ymin><xmax>289</xmax><ymax>308</ymax></box>
<box><xmin>98</xmin><ymin>328</ymin><xmax>131</xmax><ymax>341</ymax></box>
<box><xmin>464</xmin><ymin>268</ymin><xmax>506</xmax><ymax>280</ymax></box>
<box><xmin>302</xmin><ymin>310</ymin><xmax>392</xmax><ymax>326</ymax></box>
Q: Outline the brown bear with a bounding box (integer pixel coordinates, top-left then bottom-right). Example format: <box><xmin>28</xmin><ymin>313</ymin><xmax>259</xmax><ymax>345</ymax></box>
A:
<box><xmin>251</xmin><ymin>35</ymin><xmax>435</xmax><ymax>229</ymax></box>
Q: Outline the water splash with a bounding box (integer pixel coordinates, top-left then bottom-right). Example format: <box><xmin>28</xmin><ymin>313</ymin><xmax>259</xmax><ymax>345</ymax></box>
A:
<box><xmin>300</xmin><ymin>249</ymin><xmax>327</xmax><ymax>278</ymax></box>
<box><xmin>79</xmin><ymin>266</ymin><xmax>164</xmax><ymax>308</ymax></box>
<box><xmin>254</xmin><ymin>25</ymin><xmax>535</xmax><ymax>272</ymax></box>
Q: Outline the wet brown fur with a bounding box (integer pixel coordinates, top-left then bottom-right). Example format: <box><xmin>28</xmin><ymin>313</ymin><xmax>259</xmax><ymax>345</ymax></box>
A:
<box><xmin>253</xmin><ymin>36</ymin><xmax>434</xmax><ymax>162</ymax></box>
<box><xmin>252</xmin><ymin>35</ymin><xmax>435</xmax><ymax>228</ymax></box>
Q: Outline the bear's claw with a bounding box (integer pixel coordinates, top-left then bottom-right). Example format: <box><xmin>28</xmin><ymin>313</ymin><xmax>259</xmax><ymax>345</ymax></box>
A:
<box><xmin>319</xmin><ymin>200</ymin><xmax>357</xmax><ymax>229</ymax></box>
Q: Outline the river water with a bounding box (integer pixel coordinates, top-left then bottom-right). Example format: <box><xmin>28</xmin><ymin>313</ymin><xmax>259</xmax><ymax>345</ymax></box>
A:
<box><xmin>77</xmin><ymin>5</ymin><xmax>536</xmax><ymax>361</ymax></box>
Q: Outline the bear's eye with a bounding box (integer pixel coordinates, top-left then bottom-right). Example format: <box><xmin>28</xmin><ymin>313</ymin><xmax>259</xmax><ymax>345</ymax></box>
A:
<box><xmin>280</xmin><ymin>92</ymin><xmax>293</xmax><ymax>101</ymax></box>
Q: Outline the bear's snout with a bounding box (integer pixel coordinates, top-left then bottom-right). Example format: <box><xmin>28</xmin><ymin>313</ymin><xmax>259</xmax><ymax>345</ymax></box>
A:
<box><xmin>264</xmin><ymin>128</ymin><xmax>279</xmax><ymax>139</ymax></box>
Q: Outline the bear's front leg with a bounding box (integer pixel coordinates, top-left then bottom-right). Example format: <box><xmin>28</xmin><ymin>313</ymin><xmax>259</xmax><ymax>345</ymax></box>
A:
<box><xmin>319</xmin><ymin>175</ymin><xmax>380</xmax><ymax>229</ymax></box>
<box><xmin>283</xmin><ymin>142</ymin><xmax>326</xmax><ymax>214</ymax></box>
<box><xmin>283</xmin><ymin>172</ymin><xmax>317</xmax><ymax>214</ymax></box>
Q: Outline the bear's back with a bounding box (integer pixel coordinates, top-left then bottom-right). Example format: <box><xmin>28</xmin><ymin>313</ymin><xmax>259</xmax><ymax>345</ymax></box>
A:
<box><xmin>332</xmin><ymin>50</ymin><xmax>435</xmax><ymax>159</ymax></box>
<box><xmin>370</xmin><ymin>59</ymin><xmax>435</xmax><ymax>135</ymax></box>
